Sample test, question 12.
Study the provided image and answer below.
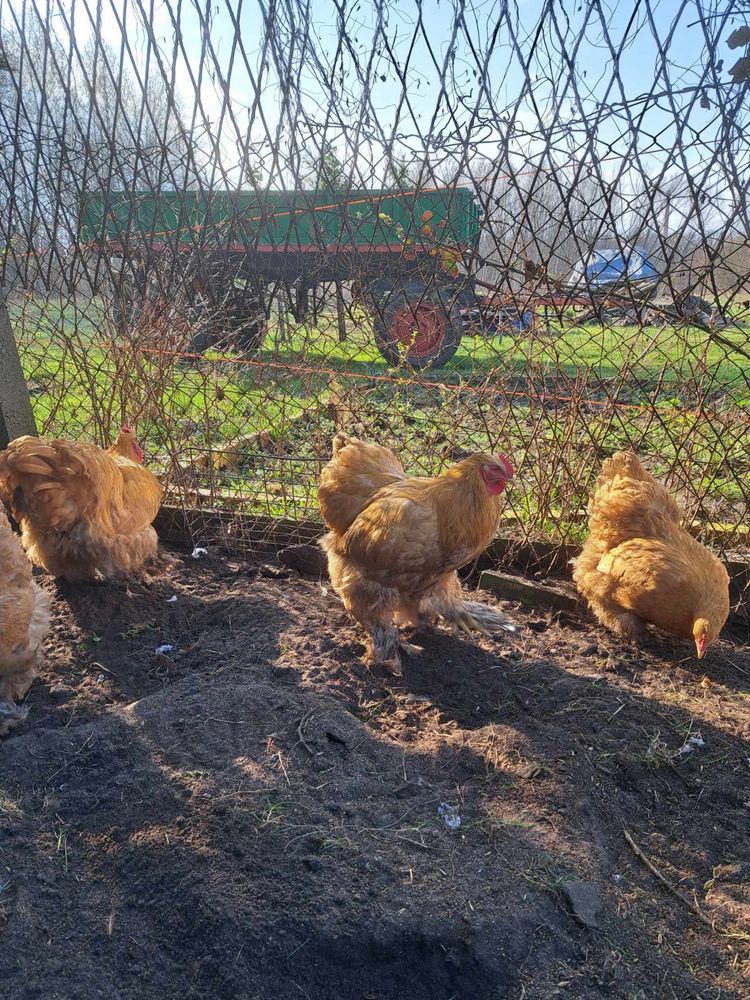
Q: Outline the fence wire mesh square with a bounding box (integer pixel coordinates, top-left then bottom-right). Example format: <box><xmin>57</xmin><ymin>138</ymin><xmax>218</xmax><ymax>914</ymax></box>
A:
<box><xmin>1</xmin><ymin>0</ymin><xmax>748</xmax><ymax>601</ymax></box>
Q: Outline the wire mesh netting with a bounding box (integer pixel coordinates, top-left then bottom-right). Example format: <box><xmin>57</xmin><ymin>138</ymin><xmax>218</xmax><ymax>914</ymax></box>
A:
<box><xmin>0</xmin><ymin>0</ymin><xmax>748</xmax><ymax>593</ymax></box>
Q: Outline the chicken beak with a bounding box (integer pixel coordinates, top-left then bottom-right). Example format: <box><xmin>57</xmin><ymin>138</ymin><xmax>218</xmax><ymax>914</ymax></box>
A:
<box><xmin>695</xmin><ymin>636</ymin><xmax>707</xmax><ymax>659</ymax></box>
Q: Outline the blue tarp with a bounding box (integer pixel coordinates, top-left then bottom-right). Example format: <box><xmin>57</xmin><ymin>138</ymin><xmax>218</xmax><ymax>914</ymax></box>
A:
<box><xmin>582</xmin><ymin>245</ymin><xmax>660</xmax><ymax>285</ymax></box>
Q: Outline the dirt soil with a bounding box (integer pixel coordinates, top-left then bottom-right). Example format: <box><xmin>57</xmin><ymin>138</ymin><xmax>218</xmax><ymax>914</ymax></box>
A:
<box><xmin>1</xmin><ymin>548</ymin><xmax>749</xmax><ymax>1000</ymax></box>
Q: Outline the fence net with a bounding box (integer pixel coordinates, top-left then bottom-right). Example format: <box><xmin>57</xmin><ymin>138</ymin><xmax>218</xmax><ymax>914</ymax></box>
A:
<box><xmin>1</xmin><ymin>0</ymin><xmax>749</xmax><ymax>597</ymax></box>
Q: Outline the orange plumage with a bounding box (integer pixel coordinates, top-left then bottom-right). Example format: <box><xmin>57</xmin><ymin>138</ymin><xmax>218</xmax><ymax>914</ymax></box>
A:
<box><xmin>0</xmin><ymin>427</ymin><xmax>162</xmax><ymax>582</ymax></box>
<box><xmin>318</xmin><ymin>433</ymin><xmax>517</xmax><ymax>673</ymax></box>
<box><xmin>573</xmin><ymin>451</ymin><xmax>729</xmax><ymax>658</ymax></box>
<box><xmin>0</xmin><ymin>504</ymin><xmax>50</xmax><ymax>735</ymax></box>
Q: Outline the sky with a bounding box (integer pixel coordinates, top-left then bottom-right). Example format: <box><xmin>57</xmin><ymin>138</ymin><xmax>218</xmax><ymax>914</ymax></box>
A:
<box><xmin>3</xmin><ymin>0</ymin><xmax>748</xmax><ymax>202</ymax></box>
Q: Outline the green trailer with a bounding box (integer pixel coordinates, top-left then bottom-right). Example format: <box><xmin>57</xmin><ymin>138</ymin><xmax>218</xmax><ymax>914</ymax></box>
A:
<box><xmin>79</xmin><ymin>187</ymin><xmax>483</xmax><ymax>368</ymax></box>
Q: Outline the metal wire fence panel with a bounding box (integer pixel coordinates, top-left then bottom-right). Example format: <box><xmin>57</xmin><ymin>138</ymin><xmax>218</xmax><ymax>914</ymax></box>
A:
<box><xmin>1</xmin><ymin>0</ymin><xmax>748</xmax><ymax>589</ymax></box>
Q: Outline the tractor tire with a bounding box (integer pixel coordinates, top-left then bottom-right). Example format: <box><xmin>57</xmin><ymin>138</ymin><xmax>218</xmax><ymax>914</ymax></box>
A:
<box><xmin>372</xmin><ymin>281</ymin><xmax>463</xmax><ymax>370</ymax></box>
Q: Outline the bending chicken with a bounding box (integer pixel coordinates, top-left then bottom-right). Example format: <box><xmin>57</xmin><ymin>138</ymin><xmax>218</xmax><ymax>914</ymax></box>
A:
<box><xmin>573</xmin><ymin>451</ymin><xmax>729</xmax><ymax>658</ymax></box>
<box><xmin>0</xmin><ymin>504</ymin><xmax>50</xmax><ymax>735</ymax></box>
<box><xmin>0</xmin><ymin>427</ymin><xmax>162</xmax><ymax>583</ymax></box>
<box><xmin>318</xmin><ymin>433</ymin><xmax>517</xmax><ymax>673</ymax></box>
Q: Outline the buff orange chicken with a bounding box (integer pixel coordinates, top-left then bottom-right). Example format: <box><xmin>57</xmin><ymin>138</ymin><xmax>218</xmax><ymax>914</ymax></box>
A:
<box><xmin>0</xmin><ymin>504</ymin><xmax>50</xmax><ymax>735</ymax></box>
<box><xmin>0</xmin><ymin>427</ymin><xmax>162</xmax><ymax>582</ymax></box>
<box><xmin>318</xmin><ymin>433</ymin><xmax>517</xmax><ymax>673</ymax></box>
<box><xmin>573</xmin><ymin>451</ymin><xmax>729</xmax><ymax>658</ymax></box>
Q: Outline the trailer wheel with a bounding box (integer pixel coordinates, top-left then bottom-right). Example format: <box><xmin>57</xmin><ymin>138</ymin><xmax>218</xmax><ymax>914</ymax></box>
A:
<box><xmin>184</xmin><ymin>290</ymin><xmax>268</xmax><ymax>356</ymax></box>
<box><xmin>232</xmin><ymin>310</ymin><xmax>268</xmax><ymax>355</ymax></box>
<box><xmin>373</xmin><ymin>282</ymin><xmax>462</xmax><ymax>370</ymax></box>
<box><xmin>221</xmin><ymin>293</ymin><xmax>268</xmax><ymax>355</ymax></box>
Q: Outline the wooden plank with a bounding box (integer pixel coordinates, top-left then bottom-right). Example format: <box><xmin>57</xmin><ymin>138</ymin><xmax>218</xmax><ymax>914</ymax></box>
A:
<box><xmin>153</xmin><ymin>504</ymin><xmax>749</xmax><ymax>621</ymax></box>
<box><xmin>479</xmin><ymin>570</ymin><xmax>579</xmax><ymax>614</ymax></box>
<box><xmin>0</xmin><ymin>289</ymin><xmax>36</xmax><ymax>448</ymax></box>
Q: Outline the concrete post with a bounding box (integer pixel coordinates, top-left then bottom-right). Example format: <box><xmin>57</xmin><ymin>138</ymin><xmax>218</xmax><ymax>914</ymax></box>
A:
<box><xmin>0</xmin><ymin>288</ymin><xmax>37</xmax><ymax>447</ymax></box>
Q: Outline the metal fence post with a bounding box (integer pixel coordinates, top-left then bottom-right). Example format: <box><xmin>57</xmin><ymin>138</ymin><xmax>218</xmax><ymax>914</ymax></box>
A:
<box><xmin>0</xmin><ymin>289</ymin><xmax>37</xmax><ymax>447</ymax></box>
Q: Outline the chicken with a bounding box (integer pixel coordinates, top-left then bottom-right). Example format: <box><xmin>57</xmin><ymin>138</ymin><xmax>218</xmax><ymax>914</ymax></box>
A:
<box><xmin>0</xmin><ymin>427</ymin><xmax>162</xmax><ymax>583</ymax></box>
<box><xmin>318</xmin><ymin>433</ymin><xmax>517</xmax><ymax>673</ymax></box>
<box><xmin>0</xmin><ymin>504</ymin><xmax>50</xmax><ymax>735</ymax></box>
<box><xmin>192</xmin><ymin>430</ymin><xmax>276</xmax><ymax>472</ymax></box>
<box><xmin>573</xmin><ymin>451</ymin><xmax>729</xmax><ymax>658</ymax></box>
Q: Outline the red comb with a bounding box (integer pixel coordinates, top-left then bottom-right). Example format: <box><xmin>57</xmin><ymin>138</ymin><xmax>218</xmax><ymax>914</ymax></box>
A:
<box><xmin>120</xmin><ymin>424</ymin><xmax>133</xmax><ymax>434</ymax></box>
<box><xmin>496</xmin><ymin>454</ymin><xmax>514</xmax><ymax>477</ymax></box>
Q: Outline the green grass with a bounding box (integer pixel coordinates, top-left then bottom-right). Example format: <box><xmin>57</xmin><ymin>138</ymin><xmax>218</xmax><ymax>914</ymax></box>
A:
<box><xmin>271</xmin><ymin>311</ymin><xmax>750</xmax><ymax>391</ymax></box>
<box><xmin>9</xmin><ymin>293</ymin><xmax>750</xmax><ymax>550</ymax></box>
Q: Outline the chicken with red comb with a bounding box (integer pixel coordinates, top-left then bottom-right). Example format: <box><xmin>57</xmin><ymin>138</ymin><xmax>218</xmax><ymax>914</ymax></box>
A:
<box><xmin>318</xmin><ymin>434</ymin><xmax>518</xmax><ymax>674</ymax></box>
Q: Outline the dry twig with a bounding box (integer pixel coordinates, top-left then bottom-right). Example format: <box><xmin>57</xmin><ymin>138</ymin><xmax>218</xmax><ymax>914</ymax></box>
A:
<box><xmin>623</xmin><ymin>829</ymin><xmax>717</xmax><ymax>932</ymax></box>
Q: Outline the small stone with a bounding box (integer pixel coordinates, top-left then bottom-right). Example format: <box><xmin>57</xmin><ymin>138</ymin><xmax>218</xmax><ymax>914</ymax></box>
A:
<box><xmin>561</xmin><ymin>879</ymin><xmax>602</xmax><ymax>929</ymax></box>
<box><xmin>527</xmin><ymin>619</ymin><xmax>549</xmax><ymax>633</ymax></box>
<box><xmin>258</xmin><ymin>564</ymin><xmax>290</xmax><ymax>579</ymax></box>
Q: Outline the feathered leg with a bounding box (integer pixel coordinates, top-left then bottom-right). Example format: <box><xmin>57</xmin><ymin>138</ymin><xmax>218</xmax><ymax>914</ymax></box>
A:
<box><xmin>442</xmin><ymin>600</ymin><xmax>519</xmax><ymax>637</ymax></box>
<box><xmin>418</xmin><ymin>572</ymin><xmax>518</xmax><ymax>637</ymax></box>
<box><xmin>392</xmin><ymin>599</ymin><xmax>424</xmax><ymax>659</ymax></box>
<box><xmin>0</xmin><ymin>701</ymin><xmax>30</xmax><ymax>737</ymax></box>
<box><xmin>366</xmin><ymin>623</ymin><xmax>403</xmax><ymax>675</ymax></box>
<box><xmin>587</xmin><ymin>599</ymin><xmax>645</xmax><ymax>642</ymax></box>
<box><xmin>0</xmin><ymin>671</ymin><xmax>34</xmax><ymax>738</ymax></box>
<box><xmin>323</xmin><ymin>546</ymin><xmax>404</xmax><ymax>674</ymax></box>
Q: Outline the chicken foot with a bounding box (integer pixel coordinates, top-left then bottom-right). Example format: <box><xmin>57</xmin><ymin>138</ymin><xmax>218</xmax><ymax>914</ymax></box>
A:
<box><xmin>0</xmin><ymin>701</ymin><xmax>29</xmax><ymax>738</ymax></box>
<box><xmin>365</xmin><ymin>623</ymin><xmax>405</xmax><ymax>675</ymax></box>
<box><xmin>399</xmin><ymin>640</ymin><xmax>424</xmax><ymax>657</ymax></box>
<box><xmin>441</xmin><ymin>600</ymin><xmax>518</xmax><ymax>638</ymax></box>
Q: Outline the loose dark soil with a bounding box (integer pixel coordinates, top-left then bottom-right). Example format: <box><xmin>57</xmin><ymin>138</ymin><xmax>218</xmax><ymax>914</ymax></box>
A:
<box><xmin>1</xmin><ymin>549</ymin><xmax>749</xmax><ymax>999</ymax></box>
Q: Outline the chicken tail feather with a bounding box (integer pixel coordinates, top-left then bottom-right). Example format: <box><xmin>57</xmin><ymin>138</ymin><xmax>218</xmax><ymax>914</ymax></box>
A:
<box><xmin>0</xmin><ymin>436</ymin><xmax>102</xmax><ymax>532</ymax></box>
<box><xmin>318</xmin><ymin>435</ymin><xmax>405</xmax><ymax>536</ymax></box>
<box><xmin>332</xmin><ymin>431</ymin><xmax>352</xmax><ymax>456</ymax></box>
<box><xmin>598</xmin><ymin>450</ymin><xmax>647</xmax><ymax>485</ymax></box>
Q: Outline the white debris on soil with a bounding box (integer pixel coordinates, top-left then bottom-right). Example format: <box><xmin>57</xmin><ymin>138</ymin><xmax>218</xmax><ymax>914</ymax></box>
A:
<box><xmin>675</xmin><ymin>733</ymin><xmax>705</xmax><ymax>758</ymax></box>
<box><xmin>437</xmin><ymin>803</ymin><xmax>462</xmax><ymax>830</ymax></box>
